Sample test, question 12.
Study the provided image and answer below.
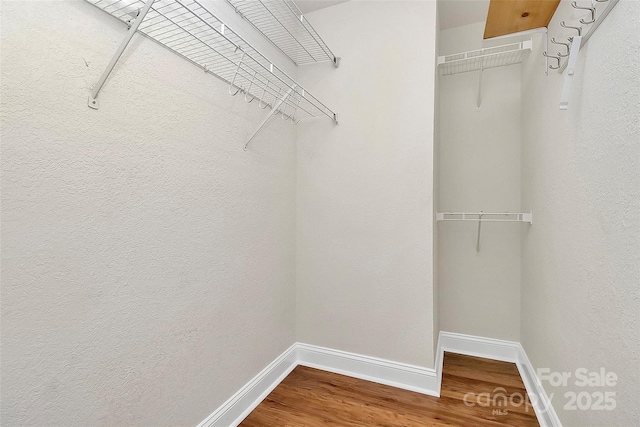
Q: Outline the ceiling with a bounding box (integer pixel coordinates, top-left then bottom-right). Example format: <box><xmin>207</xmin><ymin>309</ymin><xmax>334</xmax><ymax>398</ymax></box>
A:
<box><xmin>438</xmin><ymin>0</ymin><xmax>490</xmax><ymax>30</ymax></box>
<box><xmin>295</xmin><ymin>0</ymin><xmax>490</xmax><ymax>31</ymax></box>
<box><xmin>295</xmin><ymin>0</ymin><xmax>350</xmax><ymax>15</ymax></box>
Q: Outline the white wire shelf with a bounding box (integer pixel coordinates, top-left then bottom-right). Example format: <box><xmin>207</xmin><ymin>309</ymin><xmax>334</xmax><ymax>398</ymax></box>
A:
<box><xmin>226</xmin><ymin>0</ymin><xmax>339</xmax><ymax>67</ymax></box>
<box><xmin>436</xmin><ymin>212</ymin><xmax>533</xmax><ymax>224</ymax></box>
<box><xmin>437</xmin><ymin>212</ymin><xmax>532</xmax><ymax>253</ymax></box>
<box><xmin>86</xmin><ymin>0</ymin><xmax>337</xmax><ymax>123</ymax></box>
<box><xmin>438</xmin><ymin>40</ymin><xmax>532</xmax><ymax>75</ymax></box>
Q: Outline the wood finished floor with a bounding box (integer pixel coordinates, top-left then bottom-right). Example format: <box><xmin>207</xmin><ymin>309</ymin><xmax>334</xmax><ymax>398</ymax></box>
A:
<box><xmin>240</xmin><ymin>352</ymin><xmax>540</xmax><ymax>427</ymax></box>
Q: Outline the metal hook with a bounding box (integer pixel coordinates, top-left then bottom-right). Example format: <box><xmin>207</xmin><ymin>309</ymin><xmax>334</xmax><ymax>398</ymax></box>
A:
<box><xmin>228</xmin><ymin>50</ymin><xmax>246</xmax><ymax>96</ymax></box>
<box><xmin>228</xmin><ymin>84</ymin><xmax>242</xmax><ymax>96</ymax></box>
<box><xmin>550</xmin><ymin>38</ymin><xmax>571</xmax><ymax>57</ymax></box>
<box><xmin>278</xmin><ymin>88</ymin><xmax>291</xmax><ymax>120</ymax></box>
<box><xmin>560</xmin><ymin>21</ymin><xmax>583</xmax><ymax>36</ymax></box>
<box><xmin>271</xmin><ymin>88</ymin><xmax>282</xmax><ymax>110</ymax></box>
<box><xmin>244</xmin><ymin>71</ymin><xmax>257</xmax><ymax>103</ymax></box>
<box><xmin>289</xmin><ymin>93</ymin><xmax>302</xmax><ymax>124</ymax></box>
<box><xmin>280</xmin><ymin>99</ymin><xmax>289</xmax><ymax>120</ymax></box>
<box><xmin>542</xmin><ymin>51</ymin><xmax>561</xmax><ymax>69</ymax></box>
<box><xmin>258</xmin><ymin>81</ymin><xmax>270</xmax><ymax>109</ymax></box>
<box><xmin>571</xmin><ymin>1</ymin><xmax>596</xmax><ymax>24</ymax></box>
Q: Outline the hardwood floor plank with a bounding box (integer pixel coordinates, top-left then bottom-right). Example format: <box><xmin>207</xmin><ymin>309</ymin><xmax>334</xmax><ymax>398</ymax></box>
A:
<box><xmin>442</xmin><ymin>354</ymin><xmax>526</xmax><ymax>389</ymax></box>
<box><xmin>240</xmin><ymin>352</ymin><xmax>539</xmax><ymax>426</ymax></box>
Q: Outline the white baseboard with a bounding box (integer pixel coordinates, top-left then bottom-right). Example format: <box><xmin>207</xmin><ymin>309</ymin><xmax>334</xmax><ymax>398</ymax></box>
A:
<box><xmin>197</xmin><ymin>342</ymin><xmax>438</xmax><ymax>427</ymax></box>
<box><xmin>297</xmin><ymin>343</ymin><xmax>439</xmax><ymax>397</ymax></box>
<box><xmin>515</xmin><ymin>342</ymin><xmax>563</xmax><ymax>427</ymax></box>
<box><xmin>438</xmin><ymin>331</ymin><xmax>521</xmax><ymax>362</ymax></box>
<box><xmin>196</xmin><ymin>343</ymin><xmax>298</xmax><ymax>427</ymax></box>
<box><xmin>198</xmin><ymin>335</ymin><xmax>560</xmax><ymax>427</ymax></box>
<box><xmin>436</xmin><ymin>331</ymin><xmax>561</xmax><ymax>427</ymax></box>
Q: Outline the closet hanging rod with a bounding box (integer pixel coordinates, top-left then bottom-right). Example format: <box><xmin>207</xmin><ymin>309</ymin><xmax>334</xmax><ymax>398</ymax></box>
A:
<box><xmin>85</xmin><ymin>0</ymin><xmax>338</xmax><ymax>124</ymax></box>
<box><xmin>226</xmin><ymin>0</ymin><xmax>340</xmax><ymax>67</ymax></box>
<box><xmin>436</xmin><ymin>212</ymin><xmax>533</xmax><ymax>224</ymax></box>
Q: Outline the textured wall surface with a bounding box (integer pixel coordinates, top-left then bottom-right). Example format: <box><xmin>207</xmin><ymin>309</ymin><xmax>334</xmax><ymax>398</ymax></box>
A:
<box><xmin>520</xmin><ymin>0</ymin><xmax>640</xmax><ymax>425</ymax></box>
<box><xmin>295</xmin><ymin>0</ymin><xmax>438</xmax><ymax>368</ymax></box>
<box><xmin>0</xmin><ymin>1</ymin><xmax>296</xmax><ymax>425</ymax></box>
<box><xmin>437</xmin><ymin>22</ymin><xmax>522</xmax><ymax>341</ymax></box>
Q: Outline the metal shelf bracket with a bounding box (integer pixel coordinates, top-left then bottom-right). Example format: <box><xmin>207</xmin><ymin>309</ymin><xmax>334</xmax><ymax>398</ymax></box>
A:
<box><xmin>559</xmin><ymin>35</ymin><xmax>582</xmax><ymax>110</ymax></box>
<box><xmin>477</xmin><ymin>64</ymin><xmax>484</xmax><ymax>111</ymax></box>
<box><xmin>88</xmin><ymin>0</ymin><xmax>156</xmax><ymax>109</ymax></box>
<box><xmin>244</xmin><ymin>86</ymin><xmax>295</xmax><ymax>150</ymax></box>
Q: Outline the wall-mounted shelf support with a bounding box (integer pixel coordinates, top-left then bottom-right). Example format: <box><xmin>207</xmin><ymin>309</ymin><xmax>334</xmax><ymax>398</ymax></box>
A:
<box><xmin>550</xmin><ymin>0</ymin><xmax>619</xmax><ymax>109</ymax></box>
<box><xmin>559</xmin><ymin>35</ymin><xmax>582</xmax><ymax>110</ymax></box>
<box><xmin>244</xmin><ymin>86</ymin><xmax>295</xmax><ymax>150</ymax></box>
<box><xmin>544</xmin><ymin>31</ymin><xmax>549</xmax><ymax>76</ymax></box>
<box><xmin>436</xmin><ymin>212</ymin><xmax>533</xmax><ymax>253</ymax></box>
<box><xmin>88</xmin><ymin>0</ymin><xmax>156</xmax><ymax>109</ymax></box>
<box><xmin>477</xmin><ymin>64</ymin><xmax>484</xmax><ymax>111</ymax></box>
<box><xmin>476</xmin><ymin>212</ymin><xmax>483</xmax><ymax>253</ymax></box>
<box><xmin>558</xmin><ymin>0</ymin><xmax>618</xmax><ymax>74</ymax></box>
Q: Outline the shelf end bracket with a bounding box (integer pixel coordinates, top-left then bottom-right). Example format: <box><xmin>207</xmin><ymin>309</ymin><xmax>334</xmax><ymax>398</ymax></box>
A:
<box><xmin>244</xmin><ymin>86</ymin><xmax>296</xmax><ymax>150</ymax></box>
<box><xmin>476</xmin><ymin>212</ymin><xmax>483</xmax><ymax>253</ymax></box>
<box><xmin>87</xmin><ymin>0</ymin><xmax>156</xmax><ymax>109</ymax></box>
<box><xmin>477</xmin><ymin>64</ymin><xmax>484</xmax><ymax>111</ymax></box>
<box><xmin>559</xmin><ymin>35</ymin><xmax>582</xmax><ymax>110</ymax></box>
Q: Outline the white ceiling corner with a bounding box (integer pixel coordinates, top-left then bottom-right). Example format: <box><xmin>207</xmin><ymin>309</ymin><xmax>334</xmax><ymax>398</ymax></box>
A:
<box><xmin>293</xmin><ymin>0</ymin><xmax>489</xmax><ymax>30</ymax></box>
<box><xmin>438</xmin><ymin>0</ymin><xmax>490</xmax><ymax>30</ymax></box>
<box><xmin>295</xmin><ymin>0</ymin><xmax>350</xmax><ymax>15</ymax></box>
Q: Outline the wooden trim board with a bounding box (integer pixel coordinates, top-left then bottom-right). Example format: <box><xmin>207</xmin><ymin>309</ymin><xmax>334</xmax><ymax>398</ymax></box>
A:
<box><xmin>484</xmin><ymin>0</ymin><xmax>560</xmax><ymax>39</ymax></box>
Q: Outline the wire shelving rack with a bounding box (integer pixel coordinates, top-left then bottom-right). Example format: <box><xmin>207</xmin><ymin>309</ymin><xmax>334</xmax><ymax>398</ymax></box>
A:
<box><xmin>438</xmin><ymin>40</ymin><xmax>532</xmax><ymax>76</ymax></box>
<box><xmin>85</xmin><ymin>0</ymin><xmax>338</xmax><ymax>124</ymax></box>
<box><xmin>436</xmin><ymin>212</ymin><xmax>533</xmax><ymax>253</ymax></box>
<box><xmin>226</xmin><ymin>0</ymin><xmax>339</xmax><ymax>67</ymax></box>
<box><xmin>436</xmin><ymin>212</ymin><xmax>533</xmax><ymax>223</ymax></box>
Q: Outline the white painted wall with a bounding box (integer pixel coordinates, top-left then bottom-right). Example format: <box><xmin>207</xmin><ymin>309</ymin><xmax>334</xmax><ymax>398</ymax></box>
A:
<box><xmin>0</xmin><ymin>1</ymin><xmax>297</xmax><ymax>425</ymax></box>
<box><xmin>433</xmin><ymin>0</ymin><xmax>441</xmax><ymax>356</ymax></box>
<box><xmin>520</xmin><ymin>0</ymin><xmax>640</xmax><ymax>425</ymax></box>
<box><xmin>295</xmin><ymin>0</ymin><xmax>438</xmax><ymax>367</ymax></box>
<box><xmin>437</xmin><ymin>21</ymin><xmax>522</xmax><ymax>341</ymax></box>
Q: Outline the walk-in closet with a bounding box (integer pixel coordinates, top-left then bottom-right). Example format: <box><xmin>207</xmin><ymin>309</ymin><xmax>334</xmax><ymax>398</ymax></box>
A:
<box><xmin>1</xmin><ymin>1</ymin><xmax>638</xmax><ymax>426</ymax></box>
